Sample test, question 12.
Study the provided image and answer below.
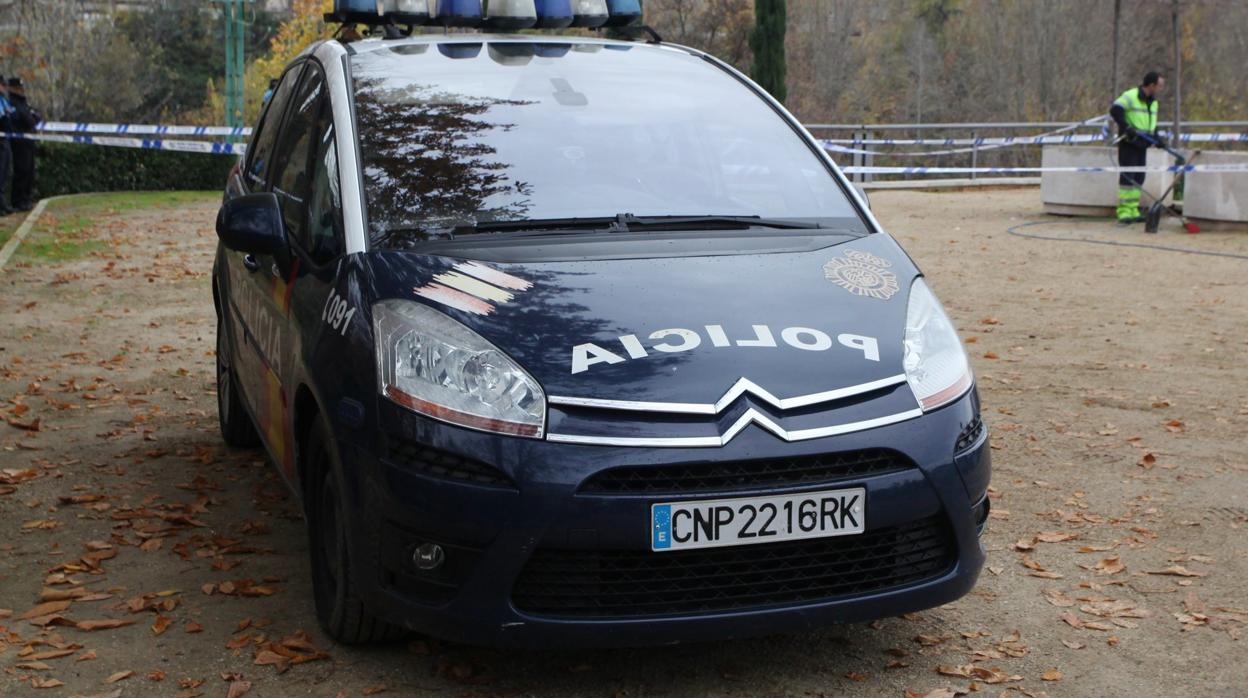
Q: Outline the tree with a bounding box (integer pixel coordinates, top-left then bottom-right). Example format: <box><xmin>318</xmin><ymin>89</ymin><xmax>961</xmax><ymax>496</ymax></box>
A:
<box><xmin>0</xmin><ymin>1</ymin><xmax>154</xmax><ymax>121</ymax></box>
<box><xmin>748</xmin><ymin>0</ymin><xmax>786</xmax><ymax>104</ymax></box>
<box><xmin>645</xmin><ymin>0</ymin><xmax>753</xmax><ymax>72</ymax></box>
<box><xmin>115</xmin><ymin>1</ymin><xmax>282</xmax><ymax>123</ymax></box>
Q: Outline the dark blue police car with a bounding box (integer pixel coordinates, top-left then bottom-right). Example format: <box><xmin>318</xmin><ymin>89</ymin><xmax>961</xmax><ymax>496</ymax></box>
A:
<box><xmin>212</xmin><ymin>1</ymin><xmax>989</xmax><ymax>648</ymax></box>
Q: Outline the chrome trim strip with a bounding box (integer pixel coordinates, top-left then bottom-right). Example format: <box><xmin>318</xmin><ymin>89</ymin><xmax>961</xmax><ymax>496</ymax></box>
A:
<box><xmin>547</xmin><ymin>407</ymin><xmax>924</xmax><ymax>448</ymax></box>
<box><xmin>314</xmin><ymin>41</ymin><xmax>366</xmax><ymax>255</ymax></box>
<box><xmin>549</xmin><ymin>374</ymin><xmax>908</xmax><ymax>416</ymax></box>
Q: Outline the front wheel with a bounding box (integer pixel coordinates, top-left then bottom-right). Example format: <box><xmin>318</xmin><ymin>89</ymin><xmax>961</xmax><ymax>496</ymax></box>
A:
<box><xmin>216</xmin><ymin>308</ymin><xmax>260</xmax><ymax>448</ymax></box>
<box><xmin>305</xmin><ymin>420</ymin><xmax>405</xmax><ymax>644</ymax></box>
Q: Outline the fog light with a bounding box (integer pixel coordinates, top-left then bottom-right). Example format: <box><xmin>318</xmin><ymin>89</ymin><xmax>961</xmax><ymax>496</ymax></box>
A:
<box><xmin>413</xmin><ymin>542</ymin><xmax>445</xmax><ymax>570</ymax></box>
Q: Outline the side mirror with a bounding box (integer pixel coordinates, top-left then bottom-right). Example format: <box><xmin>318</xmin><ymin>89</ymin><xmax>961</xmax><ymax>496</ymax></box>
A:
<box><xmin>853</xmin><ymin>183</ymin><xmax>871</xmax><ymax>210</ymax></box>
<box><xmin>216</xmin><ymin>193</ymin><xmax>287</xmax><ymax>255</ymax></box>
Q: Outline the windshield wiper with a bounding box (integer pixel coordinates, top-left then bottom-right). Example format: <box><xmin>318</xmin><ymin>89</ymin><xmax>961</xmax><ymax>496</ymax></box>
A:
<box><xmin>395</xmin><ymin>214</ymin><xmax>826</xmax><ymax>241</ymax></box>
<box><xmin>614</xmin><ymin>214</ymin><xmax>822</xmax><ymax>231</ymax></box>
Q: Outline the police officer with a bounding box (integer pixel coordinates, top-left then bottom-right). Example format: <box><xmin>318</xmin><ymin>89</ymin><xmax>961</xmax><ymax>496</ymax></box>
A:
<box><xmin>0</xmin><ymin>75</ymin><xmax>15</xmax><ymax>216</ymax></box>
<box><xmin>1109</xmin><ymin>72</ymin><xmax>1165</xmax><ymax>225</ymax></box>
<box><xmin>6</xmin><ymin>77</ymin><xmax>40</xmax><ymax>212</ymax></box>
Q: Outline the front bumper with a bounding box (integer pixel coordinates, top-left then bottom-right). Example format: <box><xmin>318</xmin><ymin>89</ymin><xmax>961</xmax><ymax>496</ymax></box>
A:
<box><xmin>337</xmin><ymin>389</ymin><xmax>989</xmax><ymax>648</ymax></box>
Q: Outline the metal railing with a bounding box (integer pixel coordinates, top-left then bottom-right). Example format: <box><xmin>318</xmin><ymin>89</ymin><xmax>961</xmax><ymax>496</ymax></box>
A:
<box><xmin>806</xmin><ymin>120</ymin><xmax>1248</xmax><ymax>182</ymax></box>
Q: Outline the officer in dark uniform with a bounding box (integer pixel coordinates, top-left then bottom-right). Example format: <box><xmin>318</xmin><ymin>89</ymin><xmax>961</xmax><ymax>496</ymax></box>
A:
<box><xmin>0</xmin><ymin>75</ymin><xmax>15</xmax><ymax>216</ymax></box>
<box><xmin>7</xmin><ymin>77</ymin><xmax>41</xmax><ymax>212</ymax></box>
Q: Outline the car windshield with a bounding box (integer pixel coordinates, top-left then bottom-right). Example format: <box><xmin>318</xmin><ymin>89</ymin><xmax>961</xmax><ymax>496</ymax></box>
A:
<box><xmin>351</xmin><ymin>40</ymin><xmax>862</xmax><ymax>247</ymax></box>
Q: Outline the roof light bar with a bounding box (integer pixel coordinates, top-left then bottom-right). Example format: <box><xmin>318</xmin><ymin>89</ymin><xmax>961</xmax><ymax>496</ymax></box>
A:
<box><xmin>376</xmin><ymin>0</ymin><xmax>432</xmax><ymax>23</ymax></box>
<box><xmin>435</xmin><ymin>0</ymin><xmax>483</xmax><ymax>27</ymax></box>
<box><xmin>603</xmin><ymin>0</ymin><xmax>641</xmax><ymax>27</ymax></box>
<box><xmin>533</xmin><ymin>0</ymin><xmax>573</xmax><ymax>28</ymax></box>
<box><xmin>569</xmin><ymin>0</ymin><xmax>608</xmax><ymax>27</ymax></box>
<box><xmin>483</xmin><ymin>0</ymin><xmax>537</xmax><ymax>29</ymax></box>
<box><xmin>332</xmin><ymin>0</ymin><xmax>386</xmax><ymax>22</ymax></box>
<box><xmin>331</xmin><ymin>0</ymin><xmax>650</xmax><ymax>34</ymax></box>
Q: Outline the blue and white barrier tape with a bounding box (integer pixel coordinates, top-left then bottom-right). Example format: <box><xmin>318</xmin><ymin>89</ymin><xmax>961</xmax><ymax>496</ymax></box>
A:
<box><xmin>13</xmin><ymin>132</ymin><xmax>245</xmax><ymax>155</ymax></box>
<box><xmin>841</xmin><ymin>163</ymin><xmax>1248</xmax><ymax>175</ymax></box>
<box><xmin>15</xmin><ymin>127</ymin><xmax>1248</xmax><ymax>176</ymax></box>
<box><xmin>36</xmin><ymin>121</ymin><xmax>252</xmax><ymax>137</ymax></box>
<box><xmin>821</xmin><ymin>132</ymin><xmax>1248</xmax><ymax>146</ymax></box>
<box><xmin>822</xmin><ymin>132</ymin><xmax>1248</xmax><ymax>157</ymax></box>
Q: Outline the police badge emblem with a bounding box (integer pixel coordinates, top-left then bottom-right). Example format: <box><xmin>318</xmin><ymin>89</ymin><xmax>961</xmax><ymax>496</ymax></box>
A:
<box><xmin>823</xmin><ymin>249</ymin><xmax>900</xmax><ymax>300</ymax></box>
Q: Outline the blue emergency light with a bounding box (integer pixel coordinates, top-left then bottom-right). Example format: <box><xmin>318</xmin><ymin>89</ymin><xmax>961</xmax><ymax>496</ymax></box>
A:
<box><xmin>333</xmin><ymin>0</ymin><xmax>385</xmax><ymax>21</ymax></box>
<box><xmin>435</xmin><ymin>0</ymin><xmax>482</xmax><ymax>26</ymax></box>
<box><xmin>603</xmin><ymin>0</ymin><xmax>640</xmax><ymax>27</ymax></box>
<box><xmin>533</xmin><ymin>0</ymin><xmax>573</xmax><ymax>28</ymax></box>
<box><xmin>483</xmin><ymin>0</ymin><xmax>537</xmax><ymax>29</ymax></box>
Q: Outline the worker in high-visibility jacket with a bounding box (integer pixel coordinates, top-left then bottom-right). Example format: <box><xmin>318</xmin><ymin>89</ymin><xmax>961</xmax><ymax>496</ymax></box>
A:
<box><xmin>1109</xmin><ymin>72</ymin><xmax>1166</xmax><ymax>224</ymax></box>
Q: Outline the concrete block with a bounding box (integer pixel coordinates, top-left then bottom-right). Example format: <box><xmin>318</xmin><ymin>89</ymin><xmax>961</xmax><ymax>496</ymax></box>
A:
<box><xmin>1183</xmin><ymin>151</ymin><xmax>1248</xmax><ymax>230</ymax></box>
<box><xmin>1040</xmin><ymin>145</ymin><xmax>1176</xmax><ymax>216</ymax></box>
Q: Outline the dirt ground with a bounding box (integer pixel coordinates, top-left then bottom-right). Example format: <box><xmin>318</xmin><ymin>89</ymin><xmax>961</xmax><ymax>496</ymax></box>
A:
<box><xmin>1</xmin><ymin>188</ymin><xmax>1245</xmax><ymax>698</ymax></box>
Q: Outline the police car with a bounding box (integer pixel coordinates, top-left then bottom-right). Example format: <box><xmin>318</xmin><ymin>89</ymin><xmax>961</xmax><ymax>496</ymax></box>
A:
<box><xmin>212</xmin><ymin>0</ymin><xmax>989</xmax><ymax>647</ymax></box>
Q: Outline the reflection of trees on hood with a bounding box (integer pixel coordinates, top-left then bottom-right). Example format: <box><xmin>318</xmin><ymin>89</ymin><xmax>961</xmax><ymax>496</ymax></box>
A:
<box><xmin>354</xmin><ymin>76</ymin><xmax>535</xmax><ymax>247</ymax></box>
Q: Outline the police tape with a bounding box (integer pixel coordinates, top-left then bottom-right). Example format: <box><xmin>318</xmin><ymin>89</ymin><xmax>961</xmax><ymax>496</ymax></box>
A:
<box><xmin>840</xmin><ymin>163</ymin><xmax>1248</xmax><ymax>175</ymax></box>
<box><xmin>14</xmin><ymin>130</ymin><xmax>1248</xmax><ymax>176</ymax></box>
<box><xmin>12</xmin><ymin>131</ymin><xmax>246</xmax><ymax>155</ymax></box>
<box><xmin>820</xmin><ymin>132</ymin><xmax>1248</xmax><ymax>146</ymax></box>
<box><xmin>822</xmin><ymin>132</ymin><xmax>1248</xmax><ymax>158</ymax></box>
<box><xmin>36</xmin><ymin>121</ymin><xmax>252</xmax><ymax>137</ymax></box>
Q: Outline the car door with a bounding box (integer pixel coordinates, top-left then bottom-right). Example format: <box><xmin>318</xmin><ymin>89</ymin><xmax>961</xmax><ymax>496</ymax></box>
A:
<box><xmin>259</xmin><ymin>62</ymin><xmax>345</xmax><ymax>478</ymax></box>
<box><xmin>274</xmin><ymin>62</ymin><xmax>351</xmax><ymax>389</ymax></box>
<box><xmin>224</xmin><ymin>63</ymin><xmax>306</xmax><ymax>472</ymax></box>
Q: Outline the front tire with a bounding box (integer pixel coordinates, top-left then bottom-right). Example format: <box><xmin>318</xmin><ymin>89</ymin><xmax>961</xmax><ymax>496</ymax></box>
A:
<box><xmin>305</xmin><ymin>420</ymin><xmax>405</xmax><ymax>644</ymax></box>
<box><xmin>216</xmin><ymin>308</ymin><xmax>261</xmax><ymax>448</ymax></box>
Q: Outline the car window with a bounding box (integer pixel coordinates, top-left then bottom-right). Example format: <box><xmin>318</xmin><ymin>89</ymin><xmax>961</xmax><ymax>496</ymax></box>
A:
<box><xmin>305</xmin><ymin>106</ymin><xmax>344</xmax><ymax>264</ymax></box>
<box><xmin>244</xmin><ymin>65</ymin><xmax>303</xmax><ymax>190</ymax></box>
<box><xmin>268</xmin><ymin>65</ymin><xmax>332</xmax><ymax>258</ymax></box>
<box><xmin>351</xmin><ymin>42</ymin><xmax>862</xmax><ymax>247</ymax></box>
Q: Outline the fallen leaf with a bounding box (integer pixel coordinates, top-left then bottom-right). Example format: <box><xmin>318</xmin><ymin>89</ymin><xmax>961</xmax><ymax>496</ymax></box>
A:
<box><xmin>227</xmin><ymin>680</ymin><xmax>252</xmax><ymax>698</ymax></box>
<box><xmin>31</xmin><ymin>677</ymin><xmax>65</xmax><ymax>689</ymax></box>
<box><xmin>1042</xmin><ymin>669</ymin><xmax>1063</xmax><ymax>681</ymax></box>
<box><xmin>1148</xmin><ymin>565</ymin><xmax>1206</xmax><ymax>577</ymax></box>
<box><xmin>152</xmin><ymin>615</ymin><xmax>173</xmax><ymax>635</ymax></box>
<box><xmin>1093</xmin><ymin>556</ymin><xmax>1126</xmax><ymax>576</ymax></box>
<box><xmin>29</xmin><ymin>649</ymin><xmax>76</xmax><ymax>661</ymax></box>
<box><xmin>1036</xmin><ymin>531</ymin><xmax>1077</xmax><ymax>543</ymax></box>
<box><xmin>77</xmin><ymin>619</ymin><xmax>137</xmax><ymax>631</ymax></box>
<box><xmin>105</xmin><ymin>670</ymin><xmax>134</xmax><ymax>684</ymax></box>
<box><xmin>1043</xmin><ymin>590</ymin><xmax>1075</xmax><ymax>608</ymax></box>
<box><xmin>20</xmin><ymin>599</ymin><xmax>72</xmax><ymax>620</ymax></box>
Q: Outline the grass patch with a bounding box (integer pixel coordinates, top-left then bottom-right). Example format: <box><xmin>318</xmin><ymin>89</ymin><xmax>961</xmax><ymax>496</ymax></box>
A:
<box><xmin>0</xmin><ymin>213</ymin><xmax>20</xmax><ymax>249</ymax></box>
<box><xmin>13</xmin><ymin>191</ymin><xmax>218</xmax><ymax>263</ymax></box>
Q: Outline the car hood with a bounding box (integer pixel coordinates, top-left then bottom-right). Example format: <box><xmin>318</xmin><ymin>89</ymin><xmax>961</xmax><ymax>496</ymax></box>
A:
<box><xmin>365</xmin><ymin>233</ymin><xmax>921</xmax><ymax>407</ymax></box>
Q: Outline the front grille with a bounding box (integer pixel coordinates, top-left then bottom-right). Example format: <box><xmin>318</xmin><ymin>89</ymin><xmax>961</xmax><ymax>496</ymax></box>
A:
<box><xmin>955</xmin><ymin>416</ymin><xmax>984</xmax><ymax>453</ymax></box>
<box><xmin>512</xmin><ymin>515</ymin><xmax>954</xmax><ymax>619</ymax></box>
<box><xmin>386</xmin><ymin>437</ymin><xmax>515</xmax><ymax>489</ymax></box>
<box><xmin>578</xmin><ymin>449</ymin><xmax>913</xmax><ymax>495</ymax></box>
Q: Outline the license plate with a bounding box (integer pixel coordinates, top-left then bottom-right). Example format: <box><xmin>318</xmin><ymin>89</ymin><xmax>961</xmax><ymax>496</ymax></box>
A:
<box><xmin>650</xmin><ymin>487</ymin><xmax>866</xmax><ymax>552</ymax></box>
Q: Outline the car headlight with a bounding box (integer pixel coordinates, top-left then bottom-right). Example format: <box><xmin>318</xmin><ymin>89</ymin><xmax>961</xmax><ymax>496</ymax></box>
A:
<box><xmin>374</xmin><ymin>300</ymin><xmax>545</xmax><ymax>437</ymax></box>
<box><xmin>903</xmin><ymin>278</ymin><xmax>972</xmax><ymax>411</ymax></box>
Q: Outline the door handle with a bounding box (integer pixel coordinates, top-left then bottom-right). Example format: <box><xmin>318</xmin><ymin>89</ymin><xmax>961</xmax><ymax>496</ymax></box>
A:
<box><xmin>242</xmin><ymin>254</ymin><xmax>260</xmax><ymax>272</ymax></box>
